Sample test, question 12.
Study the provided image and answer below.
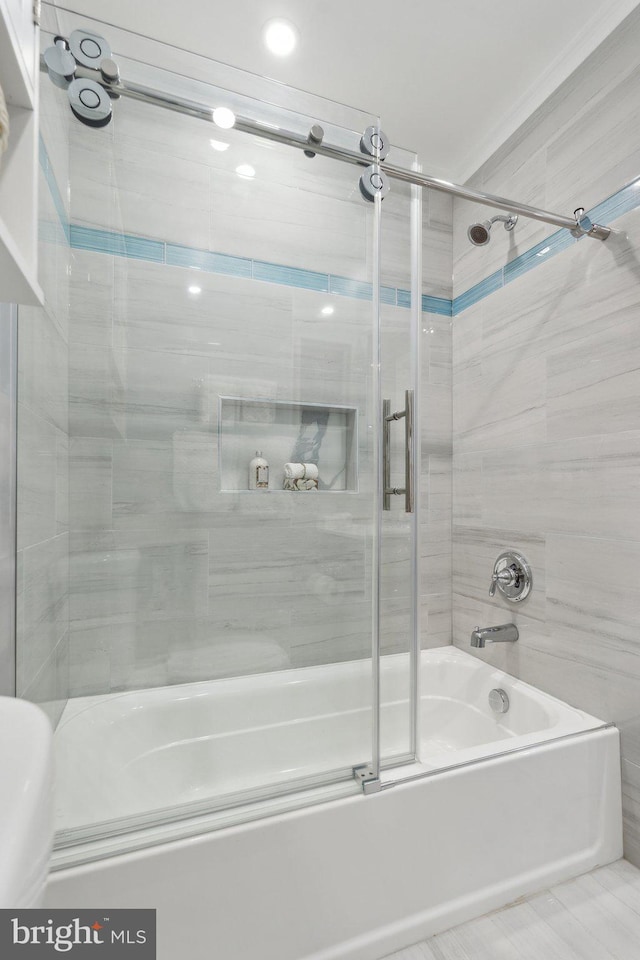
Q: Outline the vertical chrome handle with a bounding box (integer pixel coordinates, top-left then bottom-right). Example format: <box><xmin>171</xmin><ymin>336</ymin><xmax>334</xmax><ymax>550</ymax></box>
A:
<box><xmin>383</xmin><ymin>399</ymin><xmax>391</xmax><ymax>511</ymax></box>
<box><xmin>382</xmin><ymin>389</ymin><xmax>414</xmax><ymax>513</ymax></box>
<box><xmin>404</xmin><ymin>388</ymin><xmax>414</xmax><ymax>514</ymax></box>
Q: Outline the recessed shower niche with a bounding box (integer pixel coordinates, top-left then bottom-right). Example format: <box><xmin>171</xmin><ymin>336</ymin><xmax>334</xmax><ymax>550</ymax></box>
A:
<box><xmin>219</xmin><ymin>397</ymin><xmax>358</xmax><ymax>493</ymax></box>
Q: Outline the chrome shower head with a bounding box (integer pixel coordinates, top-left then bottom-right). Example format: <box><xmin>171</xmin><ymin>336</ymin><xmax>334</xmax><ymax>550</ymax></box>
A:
<box><xmin>468</xmin><ymin>220</ymin><xmax>492</xmax><ymax>245</ymax></box>
<box><xmin>467</xmin><ymin>214</ymin><xmax>518</xmax><ymax>246</ymax></box>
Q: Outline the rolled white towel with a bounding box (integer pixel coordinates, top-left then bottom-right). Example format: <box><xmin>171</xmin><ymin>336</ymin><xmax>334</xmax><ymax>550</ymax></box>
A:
<box><xmin>284</xmin><ymin>462</ymin><xmax>305</xmax><ymax>480</ymax></box>
<box><xmin>284</xmin><ymin>462</ymin><xmax>319</xmax><ymax>481</ymax></box>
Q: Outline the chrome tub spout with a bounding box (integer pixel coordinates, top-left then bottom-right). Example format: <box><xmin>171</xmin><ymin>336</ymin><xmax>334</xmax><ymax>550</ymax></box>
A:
<box><xmin>470</xmin><ymin>623</ymin><xmax>519</xmax><ymax>648</ymax></box>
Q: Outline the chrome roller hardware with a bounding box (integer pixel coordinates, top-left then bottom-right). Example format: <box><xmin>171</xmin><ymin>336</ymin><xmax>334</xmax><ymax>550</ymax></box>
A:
<box><xmin>304</xmin><ymin>124</ymin><xmax>324</xmax><ymax>158</ymax></box>
<box><xmin>67</xmin><ymin>78</ymin><xmax>113</xmax><ymax>128</ymax></box>
<box><xmin>489</xmin><ymin>551</ymin><xmax>532</xmax><ymax>603</ymax></box>
<box><xmin>69</xmin><ymin>29</ymin><xmax>112</xmax><ymax>69</ymax></box>
<box><xmin>571</xmin><ymin>207</ymin><xmax>611</xmax><ymax>241</ymax></box>
<box><xmin>44</xmin><ymin>31</ymin><xmax>120</xmax><ymax>126</ymax></box>
<box><xmin>100</xmin><ymin>59</ymin><xmax>121</xmax><ymax>86</ymax></box>
<box><xmin>359</xmin><ymin>164</ymin><xmax>390</xmax><ymax>202</ymax></box>
<box><xmin>43</xmin><ymin>37</ymin><xmax>76</xmax><ymax>89</ymax></box>
<box><xmin>360</xmin><ymin>125</ymin><xmax>389</xmax><ymax>161</ymax></box>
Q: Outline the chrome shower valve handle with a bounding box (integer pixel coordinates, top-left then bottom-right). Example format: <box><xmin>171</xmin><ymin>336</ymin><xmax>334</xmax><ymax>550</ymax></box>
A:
<box><xmin>488</xmin><ymin>551</ymin><xmax>532</xmax><ymax>603</ymax></box>
<box><xmin>488</xmin><ymin>567</ymin><xmax>516</xmax><ymax>597</ymax></box>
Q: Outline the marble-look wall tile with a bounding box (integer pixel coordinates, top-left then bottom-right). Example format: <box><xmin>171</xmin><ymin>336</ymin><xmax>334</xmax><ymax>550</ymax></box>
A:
<box><xmin>68</xmin><ymin>622</ymin><xmax>111</xmax><ymax>697</ymax></box>
<box><xmin>69</xmin><ymin>250</ymin><xmax>116</xmax><ymax>347</ymax></box>
<box><xmin>112</xmin><ymin>434</ymin><xmax>217</xmax><ymax>528</ymax></box>
<box><xmin>453</xmin><ymin>151</ymin><xmax>550</xmax><ymax>299</ymax></box>
<box><xmin>64</xmin><ymin>76</ymin><xmax>454</xmax><ymax>699</ymax></box>
<box><xmin>69</xmin><ymin>439</ymin><xmax>113</xmax><ymax>531</ymax></box>
<box><xmin>546</xmin><ymin>310</ymin><xmax>640</xmax><ymax>441</ymax></box>
<box><xmin>424</xmin><ymin>190</ymin><xmax>454</xmax><ymax>301</ymax></box>
<box><xmin>16</xmin><ymin>80</ymin><xmax>70</xmax><ymax>723</ymax></box>
<box><xmin>17</xmin><ymin>534</ymin><xmax>69</xmax><ymax>696</ymax></box>
<box><xmin>111</xmin><ymin>259</ymin><xmax>295</xmax><ymax>363</ymax></box>
<box><xmin>452</xmin><ymin>7</ymin><xmax>640</xmax><ymax>301</ymax></box>
<box><xmin>381</xmin><ymin>180</ymin><xmax>413</xmax><ymax>289</ymax></box>
<box><xmin>21</xmin><ymin>633</ymin><xmax>69</xmax><ymax>729</ymax></box>
<box><xmin>168</xmin><ymin>621</ymin><xmax>291</xmax><ymax>685</ymax></box>
<box><xmin>37</xmin><ymin>168</ymin><xmax>70</xmax><ymax>340</ymax></box>
<box><xmin>17</xmin><ymin>406</ymin><xmax>58</xmax><ymax>550</ymax></box>
<box><xmin>545</xmin><ymin>536</ymin><xmax>640</xmax><ymax>690</ymax></box>
<box><xmin>452</xmin><ymin>10</ymin><xmax>640</xmax><ymax>866</ymax></box>
<box><xmin>70</xmin><ymin>126</ymin><xmax>210</xmax><ymax>250</ymax></box>
<box><xmin>18</xmin><ymin>304</ymin><xmax>68</xmax><ymax>435</ymax></box>
<box><xmin>70</xmin><ymin>529</ymin><xmax>209</xmax><ymax>629</ymax></box>
<box><xmin>420</xmin><ymin>281</ymin><xmax>452</xmax><ymax>646</ymax></box>
<box><xmin>545</xmin><ymin>60</ymin><xmax>640</xmax><ymax>217</ymax></box>
<box><xmin>68</xmin><ymin>339</ymin><xmax>125</xmax><ymax>440</ymax></box>
<box><xmin>455</xmin><ymin>526</ymin><xmax>546</xmax><ymax>625</ymax></box>
<box><xmin>622</xmin><ymin>760</ymin><xmax>640</xmax><ymax>870</ymax></box>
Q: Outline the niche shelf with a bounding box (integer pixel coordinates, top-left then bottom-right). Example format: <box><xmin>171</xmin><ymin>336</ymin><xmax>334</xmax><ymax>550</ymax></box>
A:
<box><xmin>0</xmin><ymin>0</ymin><xmax>42</xmax><ymax>305</ymax></box>
<box><xmin>219</xmin><ymin>396</ymin><xmax>358</xmax><ymax>493</ymax></box>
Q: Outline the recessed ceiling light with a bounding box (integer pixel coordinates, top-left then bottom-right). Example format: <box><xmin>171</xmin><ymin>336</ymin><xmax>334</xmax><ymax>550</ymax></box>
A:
<box><xmin>210</xmin><ymin>138</ymin><xmax>230</xmax><ymax>152</ymax></box>
<box><xmin>212</xmin><ymin>107</ymin><xmax>236</xmax><ymax>129</ymax></box>
<box><xmin>321</xmin><ymin>305</ymin><xmax>334</xmax><ymax>316</ymax></box>
<box><xmin>236</xmin><ymin>164</ymin><xmax>256</xmax><ymax>179</ymax></box>
<box><xmin>263</xmin><ymin>19</ymin><xmax>298</xmax><ymax>57</ymax></box>
<box><xmin>188</xmin><ymin>285</ymin><xmax>202</xmax><ymax>295</ymax></box>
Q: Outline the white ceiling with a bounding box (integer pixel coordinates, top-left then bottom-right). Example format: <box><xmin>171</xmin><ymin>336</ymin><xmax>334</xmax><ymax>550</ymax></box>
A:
<box><xmin>57</xmin><ymin>0</ymin><xmax>639</xmax><ymax>182</ymax></box>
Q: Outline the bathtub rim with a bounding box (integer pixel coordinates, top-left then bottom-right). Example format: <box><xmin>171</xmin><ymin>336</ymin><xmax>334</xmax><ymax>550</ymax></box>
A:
<box><xmin>51</xmin><ymin>644</ymin><xmax>611</xmax><ymax>868</ymax></box>
<box><xmin>50</xmin><ymin>719</ymin><xmax>615</xmax><ymax>872</ymax></box>
<box><xmin>46</xmin><ymin>725</ymin><xmax>623</xmax><ymax>960</ymax></box>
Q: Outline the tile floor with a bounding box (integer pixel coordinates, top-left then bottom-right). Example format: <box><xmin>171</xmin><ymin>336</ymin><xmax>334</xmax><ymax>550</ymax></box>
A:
<box><xmin>385</xmin><ymin>859</ymin><xmax>640</xmax><ymax>959</ymax></box>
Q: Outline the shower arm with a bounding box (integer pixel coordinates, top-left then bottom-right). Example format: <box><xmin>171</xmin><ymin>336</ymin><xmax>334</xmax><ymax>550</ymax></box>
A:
<box><xmin>40</xmin><ymin>57</ymin><xmax>610</xmax><ymax>241</ymax></box>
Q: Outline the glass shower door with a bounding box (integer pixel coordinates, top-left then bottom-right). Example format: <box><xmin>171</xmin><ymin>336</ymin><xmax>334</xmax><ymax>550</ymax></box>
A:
<box><xmin>35</xmin><ymin>7</ymin><xmax>395</xmax><ymax>847</ymax></box>
<box><xmin>377</xmin><ymin>151</ymin><xmax>422</xmax><ymax>776</ymax></box>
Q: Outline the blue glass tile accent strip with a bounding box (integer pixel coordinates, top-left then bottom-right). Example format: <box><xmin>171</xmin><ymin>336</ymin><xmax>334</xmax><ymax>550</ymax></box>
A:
<box><xmin>38</xmin><ymin>135</ymin><xmax>70</xmax><ymax>243</ymax></box>
<box><xmin>422</xmin><ymin>295</ymin><xmax>452</xmax><ymax>317</ymax></box>
<box><xmin>381</xmin><ymin>286</ymin><xmax>397</xmax><ymax>305</ymax></box>
<box><xmin>254</xmin><ymin>260</ymin><xmax>329</xmax><ymax>292</ymax></box>
<box><xmin>453</xmin><ymin>270</ymin><xmax>503</xmax><ymax>315</ymax></box>
<box><xmin>329</xmin><ymin>276</ymin><xmax>373</xmax><ymax>300</ymax></box>
<box><xmin>453</xmin><ymin>177</ymin><xmax>640</xmax><ymax>314</ymax></box>
<box><xmin>166</xmin><ymin>243</ymin><xmax>252</xmax><ymax>278</ymax></box>
<box><xmin>38</xmin><ymin>127</ymin><xmax>640</xmax><ymax>320</ymax></box>
<box><xmin>70</xmin><ymin>225</ymin><xmax>165</xmax><ymax>262</ymax></box>
<box><xmin>589</xmin><ymin>177</ymin><xmax>640</xmax><ymax>226</ymax></box>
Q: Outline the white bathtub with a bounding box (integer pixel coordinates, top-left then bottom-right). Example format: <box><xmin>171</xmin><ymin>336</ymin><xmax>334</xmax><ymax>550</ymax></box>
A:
<box><xmin>46</xmin><ymin>646</ymin><xmax>622</xmax><ymax>960</ymax></box>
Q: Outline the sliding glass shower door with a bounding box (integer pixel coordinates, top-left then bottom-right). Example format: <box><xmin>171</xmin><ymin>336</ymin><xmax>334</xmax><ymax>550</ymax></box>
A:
<box><xmin>23</xmin><ymin>7</ymin><xmax>420</xmax><ymax>855</ymax></box>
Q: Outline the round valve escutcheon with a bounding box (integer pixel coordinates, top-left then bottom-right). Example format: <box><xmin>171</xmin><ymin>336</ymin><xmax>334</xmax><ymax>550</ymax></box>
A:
<box><xmin>490</xmin><ymin>550</ymin><xmax>532</xmax><ymax>603</ymax></box>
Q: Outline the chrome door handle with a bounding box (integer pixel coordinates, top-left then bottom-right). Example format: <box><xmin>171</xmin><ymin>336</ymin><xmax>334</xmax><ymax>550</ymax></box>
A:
<box><xmin>383</xmin><ymin>389</ymin><xmax>414</xmax><ymax>513</ymax></box>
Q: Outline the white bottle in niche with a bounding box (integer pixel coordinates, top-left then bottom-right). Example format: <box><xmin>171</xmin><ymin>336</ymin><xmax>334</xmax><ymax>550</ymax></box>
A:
<box><xmin>249</xmin><ymin>451</ymin><xmax>269</xmax><ymax>490</ymax></box>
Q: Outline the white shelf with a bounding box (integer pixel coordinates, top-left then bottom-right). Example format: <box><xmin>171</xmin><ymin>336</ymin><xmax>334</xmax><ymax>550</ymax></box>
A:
<box><xmin>0</xmin><ymin>0</ymin><xmax>42</xmax><ymax>306</ymax></box>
